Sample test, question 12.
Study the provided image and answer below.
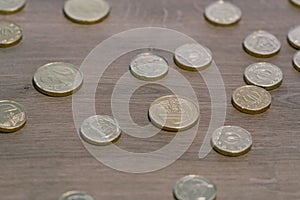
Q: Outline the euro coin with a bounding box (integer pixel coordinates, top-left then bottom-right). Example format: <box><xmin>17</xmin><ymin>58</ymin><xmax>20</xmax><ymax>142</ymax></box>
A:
<box><xmin>293</xmin><ymin>51</ymin><xmax>300</xmax><ymax>72</ymax></box>
<box><xmin>290</xmin><ymin>0</ymin><xmax>300</xmax><ymax>6</ymax></box>
<box><xmin>0</xmin><ymin>21</ymin><xmax>22</xmax><ymax>48</ymax></box>
<box><xmin>288</xmin><ymin>25</ymin><xmax>300</xmax><ymax>49</ymax></box>
<box><xmin>0</xmin><ymin>0</ymin><xmax>26</xmax><ymax>14</ymax></box>
<box><xmin>59</xmin><ymin>191</ymin><xmax>95</xmax><ymax>200</ymax></box>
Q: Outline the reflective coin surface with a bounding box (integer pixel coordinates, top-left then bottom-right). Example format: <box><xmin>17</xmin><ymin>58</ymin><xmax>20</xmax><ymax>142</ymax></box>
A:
<box><xmin>174</xmin><ymin>43</ymin><xmax>213</xmax><ymax>71</ymax></box>
<box><xmin>211</xmin><ymin>126</ymin><xmax>252</xmax><ymax>156</ymax></box>
<box><xmin>80</xmin><ymin>115</ymin><xmax>121</xmax><ymax>145</ymax></box>
<box><xmin>0</xmin><ymin>100</ymin><xmax>26</xmax><ymax>133</ymax></box>
<box><xmin>63</xmin><ymin>0</ymin><xmax>110</xmax><ymax>24</ymax></box>
<box><xmin>0</xmin><ymin>21</ymin><xmax>22</xmax><ymax>48</ymax></box>
<box><xmin>244</xmin><ymin>62</ymin><xmax>283</xmax><ymax>90</ymax></box>
<box><xmin>243</xmin><ymin>30</ymin><xmax>281</xmax><ymax>57</ymax></box>
<box><xmin>293</xmin><ymin>51</ymin><xmax>300</xmax><ymax>72</ymax></box>
<box><xmin>173</xmin><ymin>175</ymin><xmax>217</xmax><ymax>200</ymax></box>
<box><xmin>0</xmin><ymin>0</ymin><xmax>26</xmax><ymax>13</ymax></box>
<box><xmin>59</xmin><ymin>191</ymin><xmax>95</xmax><ymax>200</ymax></box>
<box><xmin>290</xmin><ymin>0</ymin><xmax>300</xmax><ymax>6</ymax></box>
<box><xmin>232</xmin><ymin>85</ymin><xmax>272</xmax><ymax>114</ymax></box>
<box><xmin>130</xmin><ymin>53</ymin><xmax>169</xmax><ymax>81</ymax></box>
<box><xmin>149</xmin><ymin>95</ymin><xmax>199</xmax><ymax>132</ymax></box>
<box><xmin>288</xmin><ymin>25</ymin><xmax>300</xmax><ymax>49</ymax></box>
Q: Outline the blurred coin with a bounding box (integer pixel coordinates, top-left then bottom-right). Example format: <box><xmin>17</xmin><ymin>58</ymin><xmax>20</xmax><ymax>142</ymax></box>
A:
<box><xmin>290</xmin><ymin>0</ymin><xmax>300</xmax><ymax>6</ymax></box>
<box><xmin>288</xmin><ymin>25</ymin><xmax>300</xmax><ymax>49</ymax></box>
<box><xmin>293</xmin><ymin>51</ymin><xmax>300</xmax><ymax>71</ymax></box>
<box><xmin>0</xmin><ymin>21</ymin><xmax>22</xmax><ymax>48</ymax></box>
<box><xmin>59</xmin><ymin>191</ymin><xmax>95</xmax><ymax>200</ymax></box>
<box><xmin>0</xmin><ymin>0</ymin><xmax>26</xmax><ymax>14</ymax></box>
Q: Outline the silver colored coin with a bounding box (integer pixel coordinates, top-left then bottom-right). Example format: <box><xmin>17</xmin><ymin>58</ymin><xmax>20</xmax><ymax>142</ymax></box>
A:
<box><xmin>288</xmin><ymin>25</ymin><xmax>300</xmax><ymax>49</ymax></box>
<box><xmin>59</xmin><ymin>191</ymin><xmax>95</xmax><ymax>200</ymax></box>
<box><xmin>293</xmin><ymin>51</ymin><xmax>300</xmax><ymax>72</ymax></box>
<box><xmin>130</xmin><ymin>53</ymin><xmax>169</xmax><ymax>81</ymax></box>
<box><xmin>211</xmin><ymin>126</ymin><xmax>252</xmax><ymax>156</ymax></box>
<box><xmin>0</xmin><ymin>21</ymin><xmax>22</xmax><ymax>48</ymax></box>
<box><xmin>173</xmin><ymin>175</ymin><xmax>217</xmax><ymax>200</ymax></box>
<box><xmin>290</xmin><ymin>0</ymin><xmax>300</xmax><ymax>6</ymax></box>
<box><xmin>243</xmin><ymin>30</ymin><xmax>281</xmax><ymax>58</ymax></box>
<box><xmin>80</xmin><ymin>115</ymin><xmax>121</xmax><ymax>145</ymax></box>
<box><xmin>0</xmin><ymin>0</ymin><xmax>26</xmax><ymax>14</ymax></box>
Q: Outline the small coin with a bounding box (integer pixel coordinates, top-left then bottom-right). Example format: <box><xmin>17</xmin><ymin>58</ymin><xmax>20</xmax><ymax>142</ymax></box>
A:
<box><xmin>59</xmin><ymin>191</ymin><xmax>95</xmax><ymax>200</ymax></box>
<box><xmin>173</xmin><ymin>175</ymin><xmax>217</xmax><ymax>200</ymax></box>
<box><xmin>80</xmin><ymin>115</ymin><xmax>121</xmax><ymax>145</ymax></box>
<box><xmin>288</xmin><ymin>25</ymin><xmax>300</xmax><ymax>49</ymax></box>
<box><xmin>243</xmin><ymin>30</ymin><xmax>281</xmax><ymax>58</ymax></box>
<box><xmin>290</xmin><ymin>0</ymin><xmax>300</xmax><ymax>6</ymax></box>
<box><xmin>0</xmin><ymin>0</ymin><xmax>26</xmax><ymax>14</ymax></box>
<box><xmin>204</xmin><ymin>0</ymin><xmax>242</xmax><ymax>26</ymax></box>
<box><xmin>63</xmin><ymin>0</ymin><xmax>111</xmax><ymax>24</ymax></box>
<box><xmin>149</xmin><ymin>95</ymin><xmax>199</xmax><ymax>132</ymax></box>
<box><xmin>293</xmin><ymin>51</ymin><xmax>300</xmax><ymax>72</ymax></box>
<box><xmin>0</xmin><ymin>21</ymin><xmax>22</xmax><ymax>48</ymax></box>
<box><xmin>232</xmin><ymin>85</ymin><xmax>272</xmax><ymax>114</ymax></box>
<box><xmin>0</xmin><ymin>100</ymin><xmax>26</xmax><ymax>133</ymax></box>
<box><xmin>174</xmin><ymin>43</ymin><xmax>213</xmax><ymax>71</ymax></box>
<box><xmin>244</xmin><ymin>62</ymin><xmax>283</xmax><ymax>90</ymax></box>
<box><xmin>129</xmin><ymin>53</ymin><xmax>169</xmax><ymax>81</ymax></box>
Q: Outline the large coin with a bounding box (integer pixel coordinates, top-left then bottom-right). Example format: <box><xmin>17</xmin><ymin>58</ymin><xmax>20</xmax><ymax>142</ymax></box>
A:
<box><xmin>0</xmin><ymin>0</ymin><xmax>26</xmax><ymax>14</ymax></box>
<box><xmin>80</xmin><ymin>115</ymin><xmax>121</xmax><ymax>145</ymax></box>
<box><xmin>129</xmin><ymin>53</ymin><xmax>169</xmax><ymax>81</ymax></box>
<box><xmin>288</xmin><ymin>25</ymin><xmax>300</xmax><ymax>49</ymax></box>
<box><xmin>244</xmin><ymin>62</ymin><xmax>283</xmax><ymax>90</ymax></box>
<box><xmin>59</xmin><ymin>191</ymin><xmax>95</xmax><ymax>200</ymax></box>
<box><xmin>211</xmin><ymin>126</ymin><xmax>252</xmax><ymax>156</ymax></box>
<box><xmin>173</xmin><ymin>175</ymin><xmax>217</xmax><ymax>200</ymax></box>
<box><xmin>290</xmin><ymin>0</ymin><xmax>300</xmax><ymax>6</ymax></box>
<box><xmin>243</xmin><ymin>30</ymin><xmax>281</xmax><ymax>58</ymax></box>
<box><xmin>232</xmin><ymin>85</ymin><xmax>272</xmax><ymax>114</ymax></box>
<box><xmin>63</xmin><ymin>0</ymin><xmax>110</xmax><ymax>24</ymax></box>
<box><xmin>174</xmin><ymin>43</ymin><xmax>213</xmax><ymax>71</ymax></box>
<box><xmin>0</xmin><ymin>21</ymin><xmax>22</xmax><ymax>48</ymax></box>
<box><xmin>149</xmin><ymin>95</ymin><xmax>199</xmax><ymax>132</ymax></box>
<box><xmin>0</xmin><ymin>100</ymin><xmax>26</xmax><ymax>133</ymax></box>
<box><xmin>293</xmin><ymin>51</ymin><xmax>300</xmax><ymax>72</ymax></box>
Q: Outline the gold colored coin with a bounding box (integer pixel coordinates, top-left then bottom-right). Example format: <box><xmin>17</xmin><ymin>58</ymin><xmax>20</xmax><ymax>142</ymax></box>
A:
<box><xmin>0</xmin><ymin>0</ymin><xmax>26</xmax><ymax>14</ymax></box>
<box><xmin>0</xmin><ymin>21</ymin><xmax>22</xmax><ymax>48</ymax></box>
<box><xmin>59</xmin><ymin>191</ymin><xmax>95</xmax><ymax>200</ymax></box>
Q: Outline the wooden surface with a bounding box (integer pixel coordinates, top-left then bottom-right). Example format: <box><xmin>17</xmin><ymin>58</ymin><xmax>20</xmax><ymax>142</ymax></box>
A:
<box><xmin>1</xmin><ymin>0</ymin><xmax>300</xmax><ymax>199</ymax></box>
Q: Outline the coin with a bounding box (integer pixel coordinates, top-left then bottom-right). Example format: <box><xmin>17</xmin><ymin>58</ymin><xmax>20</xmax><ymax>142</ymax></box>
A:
<box><xmin>288</xmin><ymin>25</ymin><xmax>300</xmax><ymax>49</ymax></box>
<box><xmin>80</xmin><ymin>115</ymin><xmax>121</xmax><ymax>145</ymax></box>
<box><xmin>33</xmin><ymin>62</ymin><xmax>83</xmax><ymax>97</ymax></box>
<box><xmin>290</xmin><ymin>0</ymin><xmax>300</xmax><ymax>6</ymax></box>
<box><xmin>149</xmin><ymin>95</ymin><xmax>199</xmax><ymax>132</ymax></box>
<box><xmin>243</xmin><ymin>30</ymin><xmax>281</xmax><ymax>58</ymax></box>
<box><xmin>0</xmin><ymin>21</ymin><xmax>22</xmax><ymax>48</ymax></box>
<box><xmin>174</xmin><ymin>43</ymin><xmax>213</xmax><ymax>71</ymax></box>
<box><xmin>244</xmin><ymin>62</ymin><xmax>283</xmax><ymax>90</ymax></box>
<box><xmin>0</xmin><ymin>100</ymin><xmax>26</xmax><ymax>133</ymax></box>
<box><xmin>0</xmin><ymin>0</ymin><xmax>26</xmax><ymax>14</ymax></box>
<box><xmin>59</xmin><ymin>191</ymin><xmax>95</xmax><ymax>200</ymax></box>
<box><xmin>232</xmin><ymin>85</ymin><xmax>272</xmax><ymax>114</ymax></box>
<box><xmin>173</xmin><ymin>175</ymin><xmax>217</xmax><ymax>200</ymax></box>
<box><xmin>63</xmin><ymin>0</ymin><xmax>111</xmax><ymax>24</ymax></box>
<box><xmin>293</xmin><ymin>51</ymin><xmax>300</xmax><ymax>72</ymax></box>
<box><xmin>204</xmin><ymin>1</ymin><xmax>242</xmax><ymax>26</ymax></box>
<box><xmin>129</xmin><ymin>53</ymin><xmax>169</xmax><ymax>81</ymax></box>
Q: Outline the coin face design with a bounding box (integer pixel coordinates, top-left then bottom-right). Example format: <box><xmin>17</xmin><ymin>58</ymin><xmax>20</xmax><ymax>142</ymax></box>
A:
<box><xmin>173</xmin><ymin>175</ymin><xmax>217</xmax><ymax>200</ymax></box>
<box><xmin>80</xmin><ymin>115</ymin><xmax>121</xmax><ymax>145</ymax></box>
<box><xmin>0</xmin><ymin>100</ymin><xmax>26</xmax><ymax>133</ymax></box>
<box><xmin>232</xmin><ymin>85</ymin><xmax>272</xmax><ymax>114</ymax></box>
<box><xmin>63</xmin><ymin>0</ymin><xmax>110</xmax><ymax>24</ymax></box>
<box><xmin>0</xmin><ymin>0</ymin><xmax>26</xmax><ymax>13</ymax></box>
<box><xmin>211</xmin><ymin>126</ymin><xmax>252</xmax><ymax>156</ymax></box>
<box><xmin>0</xmin><ymin>21</ymin><xmax>22</xmax><ymax>48</ymax></box>
<box><xmin>149</xmin><ymin>95</ymin><xmax>199</xmax><ymax>132</ymax></box>
<box><xmin>59</xmin><ymin>191</ymin><xmax>95</xmax><ymax>200</ymax></box>
<box><xmin>33</xmin><ymin>62</ymin><xmax>83</xmax><ymax>97</ymax></box>
<box><xmin>243</xmin><ymin>30</ymin><xmax>281</xmax><ymax>57</ymax></box>
<box><xmin>288</xmin><ymin>26</ymin><xmax>300</xmax><ymax>49</ymax></box>
<box><xmin>244</xmin><ymin>62</ymin><xmax>283</xmax><ymax>90</ymax></box>
<box><xmin>204</xmin><ymin>1</ymin><xmax>242</xmax><ymax>26</ymax></box>
<box><xmin>174</xmin><ymin>43</ymin><xmax>213</xmax><ymax>71</ymax></box>
<box><xmin>293</xmin><ymin>51</ymin><xmax>300</xmax><ymax>72</ymax></box>
<box><xmin>290</xmin><ymin>0</ymin><xmax>300</xmax><ymax>6</ymax></box>
<box><xmin>129</xmin><ymin>53</ymin><xmax>169</xmax><ymax>81</ymax></box>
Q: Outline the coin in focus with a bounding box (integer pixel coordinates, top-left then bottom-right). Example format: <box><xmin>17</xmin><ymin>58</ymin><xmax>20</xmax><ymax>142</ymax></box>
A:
<box><xmin>129</xmin><ymin>53</ymin><xmax>169</xmax><ymax>81</ymax></box>
<box><xmin>0</xmin><ymin>0</ymin><xmax>26</xmax><ymax>14</ymax></box>
<box><xmin>59</xmin><ymin>191</ymin><xmax>95</xmax><ymax>200</ymax></box>
<box><xmin>63</xmin><ymin>0</ymin><xmax>110</xmax><ymax>24</ymax></box>
<box><xmin>243</xmin><ymin>30</ymin><xmax>281</xmax><ymax>58</ymax></box>
<box><xmin>174</xmin><ymin>43</ymin><xmax>213</xmax><ymax>71</ymax></box>
<box><xmin>290</xmin><ymin>0</ymin><xmax>300</xmax><ymax>6</ymax></box>
<box><xmin>232</xmin><ymin>85</ymin><xmax>272</xmax><ymax>114</ymax></box>
<box><xmin>204</xmin><ymin>0</ymin><xmax>242</xmax><ymax>26</ymax></box>
<box><xmin>244</xmin><ymin>62</ymin><xmax>283</xmax><ymax>90</ymax></box>
<box><xmin>173</xmin><ymin>175</ymin><xmax>217</xmax><ymax>200</ymax></box>
<box><xmin>0</xmin><ymin>100</ymin><xmax>26</xmax><ymax>133</ymax></box>
<box><xmin>288</xmin><ymin>25</ymin><xmax>300</xmax><ymax>49</ymax></box>
<box><xmin>293</xmin><ymin>51</ymin><xmax>300</xmax><ymax>72</ymax></box>
<box><xmin>80</xmin><ymin>115</ymin><xmax>121</xmax><ymax>145</ymax></box>
<box><xmin>149</xmin><ymin>95</ymin><xmax>199</xmax><ymax>132</ymax></box>
<box><xmin>0</xmin><ymin>21</ymin><xmax>22</xmax><ymax>48</ymax></box>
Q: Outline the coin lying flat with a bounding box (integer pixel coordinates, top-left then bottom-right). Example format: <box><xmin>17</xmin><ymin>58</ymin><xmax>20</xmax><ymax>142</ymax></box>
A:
<box><xmin>204</xmin><ymin>1</ymin><xmax>242</xmax><ymax>26</ymax></box>
<box><xmin>0</xmin><ymin>100</ymin><xmax>26</xmax><ymax>133</ymax></box>
<box><xmin>59</xmin><ymin>191</ymin><xmax>95</xmax><ymax>200</ymax></box>
<box><xmin>290</xmin><ymin>0</ymin><xmax>300</xmax><ymax>6</ymax></box>
<box><xmin>149</xmin><ymin>95</ymin><xmax>199</xmax><ymax>132</ymax></box>
<box><xmin>173</xmin><ymin>175</ymin><xmax>217</xmax><ymax>200</ymax></box>
<box><xmin>293</xmin><ymin>51</ymin><xmax>300</xmax><ymax>72</ymax></box>
<box><xmin>0</xmin><ymin>0</ymin><xmax>26</xmax><ymax>14</ymax></box>
<box><xmin>232</xmin><ymin>85</ymin><xmax>272</xmax><ymax>114</ymax></box>
<box><xmin>129</xmin><ymin>53</ymin><xmax>169</xmax><ymax>81</ymax></box>
<box><xmin>244</xmin><ymin>62</ymin><xmax>283</xmax><ymax>90</ymax></box>
<box><xmin>0</xmin><ymin>21</ymin><xmax>22</xmax><ymax>48</ymax></box>
<box><xmin>243</xmin><ymin>30</ymin><xmax>281</xmax><ymax>58</ymax></box>
<box><xmin>174</xmin><ymin>43</ymin><xmax>213</xmax><ymax>71</ymax></box>
<box><xmin>63</xmin><ymin>0</ymin><xmax>111</xmax><ymax>24</ymax></box>
<box><xmin>288</xmin><ymin>26</ymin><xmax>300</xmax><ymax>49</ymax></box>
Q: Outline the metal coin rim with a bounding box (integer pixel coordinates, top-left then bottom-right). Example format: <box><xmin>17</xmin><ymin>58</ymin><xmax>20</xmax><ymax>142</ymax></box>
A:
<box><xmin>0</xmin><ymin>21</ymin><xmax>23</xmax><ymax>48</ymax></box>
<box><xmin>59</xmin><ymin>191</ymin><xmax>95</xmax><ymax>200</ymax></box>
<box><xmin>0</xmin><ymin>0</ymin><xmax>26</xmax><ymax>14</ymax></box>
<box><xmin>292</xmin><ymin>51</ymin><xmax>300</xmax><ymax>72</ymax></box>
<box><xmin>287</xmin><ymin>26</ymin><xmax>300</xmax><ymax>50</ymax></box>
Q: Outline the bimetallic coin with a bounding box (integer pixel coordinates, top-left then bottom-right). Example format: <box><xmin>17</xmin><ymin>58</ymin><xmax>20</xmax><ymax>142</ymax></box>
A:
<box><xmin>293</xmin><ymin>51</ymin><xmax>300</xmax><ymax>72</ymax></box>
<box><xmin>243</xmin><ymin>30</ymin><xmax>281</xmax><ymax>58</ymax></box>
<box><xmin>0</xmin><ymin>0</ymin><xmax>26</xmax><ymax>14</ymax></box>
<box><xmin>232</xmin><ymin>85</ymin><xmax>272</xmax><ymax>114</ymax></box>
<box><xmin>173</xmin><ymin>175</ymin><xmax>217</xmax><ymax>200</ymax></box>
<box><xmin>80</xmin><ymin>115</ymin><xmax>121</xmax><ymax>145</ymax></box>
<box><xmin>149</xmin><ymin>95</ymin><xmax>199</xmax><ymax>132</ymax></box>
<box><xmin>59</xmin><ymin>191</ymin><xmax>95</xmax><ymax>200</ymax></box>
<box><xmin>0</xmin><ymin>100</ymin><xmax>26</xmax><ymax>133</ymax></box>
<box><xmin>63</xmin><ymin>0</ymin><xmax>111</xmax><ymax>24</ymax></box>
<box><xmin>0</xmin><ymin>21</ymin><xmax>22</xmax><ymax>48</ymax></box>
<box><xmin>204</xmin><ymin>1</ymin><xmax>242</xmax><ymax>26</ymax></box>
<box><xmin>288</xmin><ymin>26</ymin><xmax>300</xmax><ymax>49</ymax></box>
<box><xmin>244</xmin><ymin>62</ymin><xmax>283</xmax><ymax>90</ymax></box>
<box><xmin>129</xmin><ymin>53</ymin><xmax>169</xmax><ymax>81</ymax></box>
<box><xmin>174</xmin><ymin>43</ymin><xmax>213</xmax><ymax>71</ymax></box>
<box><xmin>290</xmin><ymin>0</ymin><xmax>300</xmax><ymax>7</ymax></box>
